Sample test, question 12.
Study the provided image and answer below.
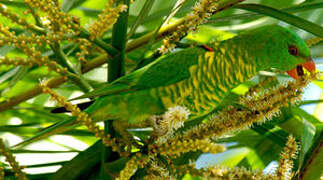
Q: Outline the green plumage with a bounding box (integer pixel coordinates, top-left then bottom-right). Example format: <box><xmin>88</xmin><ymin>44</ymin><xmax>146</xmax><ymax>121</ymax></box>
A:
<box><xmin>77</xmin><ymin>25</ymin><xmax>311</xmax><ymax>124</ymax></box>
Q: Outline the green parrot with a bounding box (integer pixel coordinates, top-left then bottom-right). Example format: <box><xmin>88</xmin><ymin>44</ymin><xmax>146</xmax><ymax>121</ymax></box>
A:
<box><xmin>49</xmin><ymin>25</ymin><xmax>315</xmax><ymax>141</ymax></box>
<box><xmin>76</xmin><ymin>25</ymin><xmax>315</xmax><ymax>122</ymax></box>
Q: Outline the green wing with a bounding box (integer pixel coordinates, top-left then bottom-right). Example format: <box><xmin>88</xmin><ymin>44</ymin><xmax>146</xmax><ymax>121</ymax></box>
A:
<box><xmin>15</xmin><ymin>47</ymin><xmax>210</xmax><ymax>147</ymax></box>
<box><xmin>73</xmin><ymin>47</ymin><xmax>206</xmax><ymax>100</ymax></box>
<box><xmin>133</xmin><ymin>47</ymin><xmax>206</xmax><ymax>88</ymax></box>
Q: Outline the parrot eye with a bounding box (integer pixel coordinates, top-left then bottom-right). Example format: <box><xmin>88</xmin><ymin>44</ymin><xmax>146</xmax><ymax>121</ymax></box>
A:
<box><xmin>288</xmin><ymin>46</ymin><xmax>298</xmax><ymax>56</ymax></box>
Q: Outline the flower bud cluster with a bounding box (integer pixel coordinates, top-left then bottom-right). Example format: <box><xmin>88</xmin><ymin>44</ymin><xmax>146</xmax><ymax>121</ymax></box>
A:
<box><xmin>178</xmin><ymin>73</ymin><xmax>317</xmax><ymax>142</ymax></box>
<box><xmin>0</xmin><ymin>4</ymin><xmax>35</xmax><ymax>31</ymax></box>
<box><xmin>159</xmin><ymin>0</ymin><xmax>219</xmax><ymax>54</ymax></box>
<box><xmin>117</xmin><ymin>153</ymin><xmax>150</xmax><ymax>180</ymax></box>
<box><xmin>306</xmin><ymin>37</ymin><xmax>323</xmax><ymax>47</ymax></box>
<box><xmin>89</xmin><ymin>2</ymin><xmax>128</xmax><ymax>40</ymax></box>
<box><xmin>40</xmin><ymin>82</ymin><xmax>125</xmax><ymax>153</ymax></box>
<box><xmin>0</xmin><ymin>139</ymin><xmax>28</xmax><ymax>180</ymax></box>
<box><xmin>150</xmin><ymin>139</ymin><xmax>225</xmax><ymax>158</ymax></box>
<box><xmin>275</xmin><ymin>135</ymin><xmax>298</xmax><ymax>180</ymax></box>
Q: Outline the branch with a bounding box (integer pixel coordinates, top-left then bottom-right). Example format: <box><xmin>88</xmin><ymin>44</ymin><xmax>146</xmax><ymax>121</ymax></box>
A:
<box><xmin>0</xmin><ymin>54</ymin><xmax>108</xmax><ymax>112</ymax></box>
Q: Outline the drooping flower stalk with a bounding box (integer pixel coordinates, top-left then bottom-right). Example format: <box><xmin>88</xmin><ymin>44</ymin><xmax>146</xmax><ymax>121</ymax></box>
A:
<box><xmin>0</xmin><ymin>139</ymin><xmax>28</xmax><ymax>180</ymax></box>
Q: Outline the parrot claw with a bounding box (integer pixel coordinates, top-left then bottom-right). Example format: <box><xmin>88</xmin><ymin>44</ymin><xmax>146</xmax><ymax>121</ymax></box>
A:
<box><xmin>112</xmin><ymin>121</ymin><xmax>143</xmax><ymax>151</ymax></box>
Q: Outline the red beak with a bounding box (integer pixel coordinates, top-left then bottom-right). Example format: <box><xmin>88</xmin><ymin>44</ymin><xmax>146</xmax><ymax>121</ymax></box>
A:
<box><xmin>287</xmin><ymin>58</ymin><xmax>316</xmax><ymax>80</ymax></box>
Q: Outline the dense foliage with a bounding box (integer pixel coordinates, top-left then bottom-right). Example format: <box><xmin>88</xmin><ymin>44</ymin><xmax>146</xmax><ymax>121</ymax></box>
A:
<box><xmin>0</xmin><ymin>0</ymin><xmax>322</xmax><ymax>179</ymax></box>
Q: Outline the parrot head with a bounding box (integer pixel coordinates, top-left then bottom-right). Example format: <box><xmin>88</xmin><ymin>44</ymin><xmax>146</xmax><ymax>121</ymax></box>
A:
<box><xmin>282</xmin><ymin>34</ymin><xmax>316</xmax><ymax>80</ymax></box>
<box><xmin>274</xmin><ymin>27</ymin><xmax>315</xmax><ymax>80</ymax></box>
<box><xmin>244</xmin><ymin>25</ymin><xmax>315</xmax><ymax>80</ymax></box>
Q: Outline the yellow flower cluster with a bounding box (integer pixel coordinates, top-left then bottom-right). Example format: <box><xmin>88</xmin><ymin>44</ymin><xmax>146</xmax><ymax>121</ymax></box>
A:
<box><xmin>151</xmin><ymin>106</ymin><xmax>190</xmax><ymax>143</ymax></box>
<box><xmin>151</xmin><ymin>139</ymin><xmax>225</xmax><ymax>158</ymax></box>
<box><xmin>169</xmin><ymin>136</ymin><xmax>299</xmax><ymax>179</ymax></box>
<box><xmin>202</xmin><ymin>136</ymin><xmax>298</xmax><ymax>179</ymax></box>
<box><xmin>0</xmin><ymin>2</ymin><xmax>77</xmax><ymax>44</ymax></box>
<box><xmin>178</xmin><ymin>73</ymin><xmax>317</xmax><ymax>142</ymax></box>
<box><xmin>171</xmin><ymin>136</ymin><xmax>298</xmax><ymax>180</ymax></box>
<box><xmin>306</xmin><ymin>37</ymin><xmax>323</xmax><ymax>47</ymax></box>
<box><xmin>89</xmin><ymin>2</ymin><xmax>127</xmax><ymax>40</ymax></box>
<box><xmin>75</xmin><ymin>38</ymin><xmax>92</xmax><ymax>62</ymax></box>
<box><xmin>171</xmin><ymin>162</ymin><xmax>275</xmax><ymax>179</ymax></box>
<box><xmin>245</xmin><ymin>76</ymin><xmax>278</xmax><ymax>97</ymax></box>
<box><xmin>0</xmin><ymin>139</ymin><xmax>28</xmax><ymax>180</ymax></box>
<box><xmin>117</xmin><ymin>153</ymin><xmax>150</xmax><ymax>180</ymax></box>
<box><xmin>116</xmin><ymin>73</ymin><xmax>317</xmax><ymax>179</ymax></box>
<box><xmin>159</xmin><ymin>0</ymin><xmax>219</xmax><ymax>54</ymax></box>
<box><xmin>39</xmin><ymin>82</ymin><xmax>125</xmax><ymax>153</ymax></box>
<box><xmin>204</xmin><ymin>166</ymin><xmax>276</xmax><ymax>179</ymax></box>
<box><xmin>0</xmin><ymin>56</ymin><xmax>68</xmax><ymax>75</ymax></box>
<box><xmin>143</xmin><ymin>161</ymin><xmax>170</xmax><ymax>180</ymax></box>
<box><xmin>0</xmin><ymin>4</ymin><xmax>35</xmax><ymax>31</ymax></box>
<box><xmin>275</xmin><ymin>135</ymin><xmax>298</xmax><ymax>180</ymax></box>
<box><xmin>1</xmin><ymin>34</ymin><xmax>64</xmax><ymax>47</ymax></box>
<box><xmin>116</xmin><ymin>74</ymin><xmax>318</xmax><ymax>179</ymax></box>
<box><xmin>118</xmin><ymin>131</ymin><xmax>224</xmax><ymax>178</ymax></box>
<box><xmin>171</xmin><ymin>162</ymin><xmax>201</xmax><ymax>178</ymax></box>
<box><xmin>0</xmin><ymin>24</ymin><xmax>15</xmax><ymax>38</ymax></box>
<box><xmin>163</xmin><ymin>106</ymin><xmax>190</xmax><ymax>131</ymax></box>
<box><xmin>24</xmin><ymin>0</ymin><xmax>77</xmax><ymax>32</ymax></box>
<box><xmin>0</xmin><ymin>24</ymin><xmax>68</xmax><ymax>75</ymax></box>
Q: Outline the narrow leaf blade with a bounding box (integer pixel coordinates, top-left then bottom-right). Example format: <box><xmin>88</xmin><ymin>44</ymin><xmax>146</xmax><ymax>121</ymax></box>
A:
<box><xmin>235</xmin><ymin>3</ymin><xmax>323</xmax><ymax>37</ymax></box>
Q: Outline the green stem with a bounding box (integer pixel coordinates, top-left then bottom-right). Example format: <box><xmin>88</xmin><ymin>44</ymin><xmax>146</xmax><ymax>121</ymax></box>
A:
<box><xmin>66</xmin><ymin>73</ymin><xmax>92</xmax><ymax>92</ymax></box>
<box><xmin>78</xmin><ymin>27</ymin><xmax>119</xmax><ymax>56</ymax></box>
<box><xmin>51</xmin><ymin>43</ymin><xmax>92</xmax><ymax>92</ymax></box>
<box><xmin>101</xmin><ymin>0</ymin><xmax>130</xmax><ymax>179</ymax></box>
<box><xmin>108</xmin><ymin>4</ymin><xmax>129</xmax><ymax>80</ymax></box>
<box><xmin>51</xmin><ymin>44</ymin><xmax>75</xmax><ymax>73</ymax></box>
<box><xmin>127</xmin><ymin>0</ymin><xmax>155</xmax><ymax>38</ymax></box>
<box><xmin>27</xmin><ymin>5</ymin><xmax>42</xmax><ymax>27</ymax></box>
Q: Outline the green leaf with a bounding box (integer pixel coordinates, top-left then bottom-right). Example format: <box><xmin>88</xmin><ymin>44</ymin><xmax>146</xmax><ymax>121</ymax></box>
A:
<box><xmin>186</xmin><ymin>25</ymin><xmax>235</xmax><ymax>43</ymax></box>
<box><xmin>291</xmin><ymin>107</ymin><xmax>322</xmax><ymax>126</ymax></box>
<box><xmin>11</xmin><ymin>149</ymin><xmax>79</xmax><ymax>154</ymax></box>
<box><xmin>298</xmin><ymin>130</ymin><xmax>323</xmax><ymax>180</ymax></box>
<box><xmin>205</xmin><ymin>147</ymin><xmax>250</xmax><ymax>167</ymax></box>
<box><xmin>61</xmin><ymin>0</ymin><xmax>87</xmax><ymax>12</ymax></box>
<box><xmin>11</xmin><ymin>118</ymin><xmax>76</xmax><ymax>148</ymax></box>
<box><xmin>109</xmin><ymin>0</ymin><xmax>130</xmax><ymax>81</ymax></box>
<box><xmin>128</xmin><ymin>0</ymin><xmax>155</xmax><ymax>38</ymax></box>
<box><xmin>209</xmin><ymin>2</ymin><xmax>323</xmax><ymax>23</ymax></box>
<box><xmin>104</xmin><ymin>157</ymin><xmax>131</xmax><ymax>176</ymax></box>
<box><xmin>49</xmin><ymin>141</ymin><xmax>102</xmax><ymax>180</ymax></box>
<box><xmin>0</xmin><ymin>0</ymin><xmax>26</xmax><ymax>7</ymax></box>
<box><xmin>299</xmin><ymin>118</ymin><xmax>316</xmax><ymax>168</ymax></box>
<box><xmin>299</xmin><ymin>99</ymin><xmax>323</xmax><ymax>106</ymax></box>
<box><xmin>235</xmin><ymin>3</ymin><xmax>323</xmax><ymax>37</ymax></box>
<box><xmin>0</xmin><ymin>67</ymin><xmax>20</xmax><ymax>85</ymax></box>
<box><xmin>3</xmin><ymin>67</ymin><xmax>29</xmax><ymax>95</ymax></box>
<box><xmin>289</xmin><ymin>107</ymin><xmax>321</xmax><ymax>171</ymax></box>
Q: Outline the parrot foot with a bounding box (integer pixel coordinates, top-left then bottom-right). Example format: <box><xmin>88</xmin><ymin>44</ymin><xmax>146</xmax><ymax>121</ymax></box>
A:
<box><xmin>112</xmin><ymin>121</ymin><xmax>144</xmax><ymax>152</ymax></box>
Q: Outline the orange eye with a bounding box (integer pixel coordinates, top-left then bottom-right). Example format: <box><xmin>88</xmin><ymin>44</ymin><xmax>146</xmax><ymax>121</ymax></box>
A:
<box><xmin>288</xmin><ymin>46</ymin><xmax>298</xmax><ymax>56</ymax></box>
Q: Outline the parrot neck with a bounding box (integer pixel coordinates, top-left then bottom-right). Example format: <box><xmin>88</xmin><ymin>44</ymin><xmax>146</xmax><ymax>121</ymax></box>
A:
<box><xmin>228</xmin><ymin>33</ymin><xmax>272</xmax><ymax>72</ymax></box>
